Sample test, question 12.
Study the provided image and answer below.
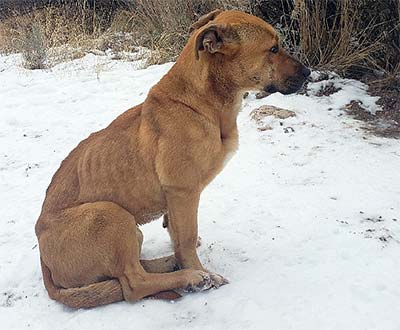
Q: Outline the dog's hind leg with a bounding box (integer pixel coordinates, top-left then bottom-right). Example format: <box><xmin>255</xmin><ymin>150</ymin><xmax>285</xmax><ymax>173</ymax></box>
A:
<box><xmin>38</xmin><ymin>201</ymin><xmax>212</xmax><ymax>306</ymax></box>
<box><xmin>135</xmin><ymin>225</ymin><xmax>177</xmax><ymax>273</ymax></box>
<box><xmin>140</xmin><ymin>255</ymin><xmax>178</xmax><ymax>273</ymax></box>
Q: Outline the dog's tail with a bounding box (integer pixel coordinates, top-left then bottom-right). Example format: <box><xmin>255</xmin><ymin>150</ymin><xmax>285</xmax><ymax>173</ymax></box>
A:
<box><xmin>40</xmin><ymin>258</ymin><xmax>124</xmax><ymax>308</ymax></box>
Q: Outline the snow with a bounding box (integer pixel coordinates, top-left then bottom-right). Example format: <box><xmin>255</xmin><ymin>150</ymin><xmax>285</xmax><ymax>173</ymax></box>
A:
<box><xmin>1</xmin><ymin>53</ymin><xmax>400</xmax><ymax>330</ymax></box>
<box><xmin>306</xmin><ymin>72</ymin><xmax>382</xmax><ymax>114</ymax></box>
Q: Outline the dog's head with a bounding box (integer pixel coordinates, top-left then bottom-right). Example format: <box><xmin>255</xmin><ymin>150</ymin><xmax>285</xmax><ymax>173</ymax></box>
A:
<box><xmin>191</xmin><ymin>10</ymin><xmax>310</xmax><ymax>95</ymax></box>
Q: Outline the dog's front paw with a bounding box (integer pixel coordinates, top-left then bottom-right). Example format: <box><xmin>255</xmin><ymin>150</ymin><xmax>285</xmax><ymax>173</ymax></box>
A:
<box><xmin>181</xmin><ymin>270</ymin><xmax>228</xmax><ymax>293</ymax></box>
<box><xmin>182</xmin><ymin>270</ymin><xmax>213</xmax><ymax>292</ymax></box>
<box><xmin>208</xmin><ymin>272</ymin><xmax>229</xmax><ymax>289</ymax></box>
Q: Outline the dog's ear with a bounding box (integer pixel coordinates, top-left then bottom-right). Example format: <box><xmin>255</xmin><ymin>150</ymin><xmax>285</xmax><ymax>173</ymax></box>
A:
<box><xmin>189</xmin><ymin>9</ymin><xmax>223</xmax><ymax>33</ymax></box>
<box><xmin>194</xmin><ymin>24</ymin><xmax>233</xmax><ymax>60</ymax></box>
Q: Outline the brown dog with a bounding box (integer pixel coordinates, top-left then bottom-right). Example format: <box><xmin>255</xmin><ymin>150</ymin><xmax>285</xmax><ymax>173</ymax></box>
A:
<box><xmin>35</xmin><ymin>9</ymin><xmax>310</xmax><ymax>308</ymax></box>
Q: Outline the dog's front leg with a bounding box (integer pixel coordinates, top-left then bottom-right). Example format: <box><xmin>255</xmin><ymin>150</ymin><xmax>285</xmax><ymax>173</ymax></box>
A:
<box><xmin>165</xmin><ymin>190</ymin><xmax>203</xmax><ymax>270</ymax></box>
<box><xmin>165</xmin><ymin>189</ymin><xmax>228</xmax><ymax>288</ymax></box>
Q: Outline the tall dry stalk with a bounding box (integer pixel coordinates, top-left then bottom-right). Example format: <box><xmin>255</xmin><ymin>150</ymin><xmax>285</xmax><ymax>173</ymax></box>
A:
<box><xmin>279</xmin><ymin>0</ymin><xmax>396</xmax><ymax>75</ymax></box>
<box><xmin>20</xmin><ymin>22</ymin><xmax>47</xmax><ymax>69</ymax></box>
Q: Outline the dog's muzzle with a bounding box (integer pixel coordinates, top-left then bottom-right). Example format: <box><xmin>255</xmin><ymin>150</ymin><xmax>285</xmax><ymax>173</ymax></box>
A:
<box><xmin>264</xmin><ymin>65</ymin><xmax>311</xmax><ymax>95</ymax></box>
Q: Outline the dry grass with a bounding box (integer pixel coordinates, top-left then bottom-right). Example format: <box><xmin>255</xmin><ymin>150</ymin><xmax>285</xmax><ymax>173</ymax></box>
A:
<box><xmin>127</xmin><ymin>0</ymin><xmax>252</xmax><ymax>64</ymax></box>
<box><xmin>0</xmin><ymin>1</ymin><xmax>253</xmax><ymax>68</ymax></box>
<box><xmin>277</xmin><ymin>0</ymin><xmax>394</xmax><ymax>76</ymax></box>
<box><xmin>0</xmin><ymin>3</ymin><xmax>135</xmax><ymax>68</ymax></box>
<box><xmin>0</xmin><ymin>0</ymin><xmax>251</xmax><ymax>68</ymax></box>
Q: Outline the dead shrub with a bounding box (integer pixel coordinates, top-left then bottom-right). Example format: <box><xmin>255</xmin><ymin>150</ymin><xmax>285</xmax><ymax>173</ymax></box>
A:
<box><xmin>258</xmin><ymin>0</ymin><xmax>399</xmax><ymax>77</ymax></box>
<box><xmin>20</xmin><ymin>22</ymin><xmax>47</xmax><ymax>69</ymax></box>
<box><xmin>276</xmin><ymin>1</ymin><xmax>381</xmax><ymax>75</ymax></box>
<box><xmin>0</xmin><ymin>2</ymin><xmax>129</xmax><ymax>65</ymax></box>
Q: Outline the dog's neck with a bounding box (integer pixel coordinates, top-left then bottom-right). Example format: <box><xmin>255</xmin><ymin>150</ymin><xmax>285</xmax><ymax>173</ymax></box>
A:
<box><xmin>155</xmin><ymin>43</ymin><xmax>242</xmax><ymax>139</ymax></box>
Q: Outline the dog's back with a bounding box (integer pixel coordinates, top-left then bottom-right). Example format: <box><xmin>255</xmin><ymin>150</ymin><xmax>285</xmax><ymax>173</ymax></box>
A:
<box><xmin>35</xmin><ymin>104</ymin><xmax>148</xmax><ymax>233</ymax></box>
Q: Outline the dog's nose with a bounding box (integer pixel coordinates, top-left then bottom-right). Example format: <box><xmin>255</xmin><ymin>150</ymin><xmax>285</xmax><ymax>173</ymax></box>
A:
<box><xmin>301</xmin><ymin>66</ymin><xmax>311</xmax><ymax>78</ymax></box>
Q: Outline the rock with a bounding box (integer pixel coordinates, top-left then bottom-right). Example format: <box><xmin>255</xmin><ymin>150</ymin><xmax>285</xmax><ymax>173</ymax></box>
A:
<box><xmin>250</xmin><ymin>105</ymin><xmax>296</xmax><ymax>132</ymax></box>
<box><xmin>250</xmin><ymin>105</ymin><xmax>296</xmax><ymax>122</ymax></box>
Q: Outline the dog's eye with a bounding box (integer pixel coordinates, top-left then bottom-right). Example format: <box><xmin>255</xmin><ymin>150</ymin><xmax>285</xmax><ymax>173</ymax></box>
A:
<box><xmin>270</xmin><ymin>45</ymin><xmax>279</xmax><ymax>54</ymax></box>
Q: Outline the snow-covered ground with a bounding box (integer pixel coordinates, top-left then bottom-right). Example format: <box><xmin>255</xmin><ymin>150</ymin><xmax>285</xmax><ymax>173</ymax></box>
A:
<box><xmin>1</xmin><ymin>53</ymin><xmax>399</xmax><ymax>330</ymax></box>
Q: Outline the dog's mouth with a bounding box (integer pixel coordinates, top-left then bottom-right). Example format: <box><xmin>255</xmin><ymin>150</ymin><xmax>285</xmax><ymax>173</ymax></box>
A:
<box><xmin>264</xmin><ymin>76</ymin><xmax>307</xmax><ymax>95</ymax></box>
<box><xmin>263</xmin><ymin>84</ymin><xmax>278</xmax><ymax>94</ymax></box>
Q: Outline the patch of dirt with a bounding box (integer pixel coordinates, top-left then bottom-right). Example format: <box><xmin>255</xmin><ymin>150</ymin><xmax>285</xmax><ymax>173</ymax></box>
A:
<box><xmin>344</xmin><ymin>74</ymin><xmax>400</xmax><ymax>139</ymax></box>
<box><xmin>24</xmin><ymin>163</ymin><xmax>40</xmax><ymax>177</ymax></box>
<box><xmin>361</xmin><ymin>215</ymin><xmax>385</xmax><ymax>223</ymax></box>
<box><xmin>1</xmin><ymin>291</ymin><xmax>22</xmax><ymax>307</ymax></box>
<box><xmin>362</xmin><ymin>228</ymin><xmax>399</xmax><ymax>246</ymax></box>
<box><xmin>358</xmin><ymin>211</ymin><xmax>400</xmax><ymax>246</ymax></box>
<box><xmin>315</xmin><ymin>82</ymin><xmax>342</xmax><ymax>97</ymax></box>
<box><xmin>336</xmin><ymin>212</ymin><xmax>399</xmax><ymax>246</ymax></box>
<box><xmin>344</xmin><ymin>96</ymin><xmax>400</xmax><ymax>139</ymax></box>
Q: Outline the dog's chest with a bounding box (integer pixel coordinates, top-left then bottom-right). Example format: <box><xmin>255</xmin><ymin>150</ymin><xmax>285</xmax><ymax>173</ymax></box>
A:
<box><xmin>220</xmin><ymin>101</ymin><xmax>241</xmax><ymax>168</ymax></box>
<box><xmin>221</xmin><ymin>133</ymin><xmax>239</xmax><ymax>168</ymax></box>
<box><xmin>206</xmin><ymin>128</ymin><xmax>239</xmax><ymax>181</ymax></box>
